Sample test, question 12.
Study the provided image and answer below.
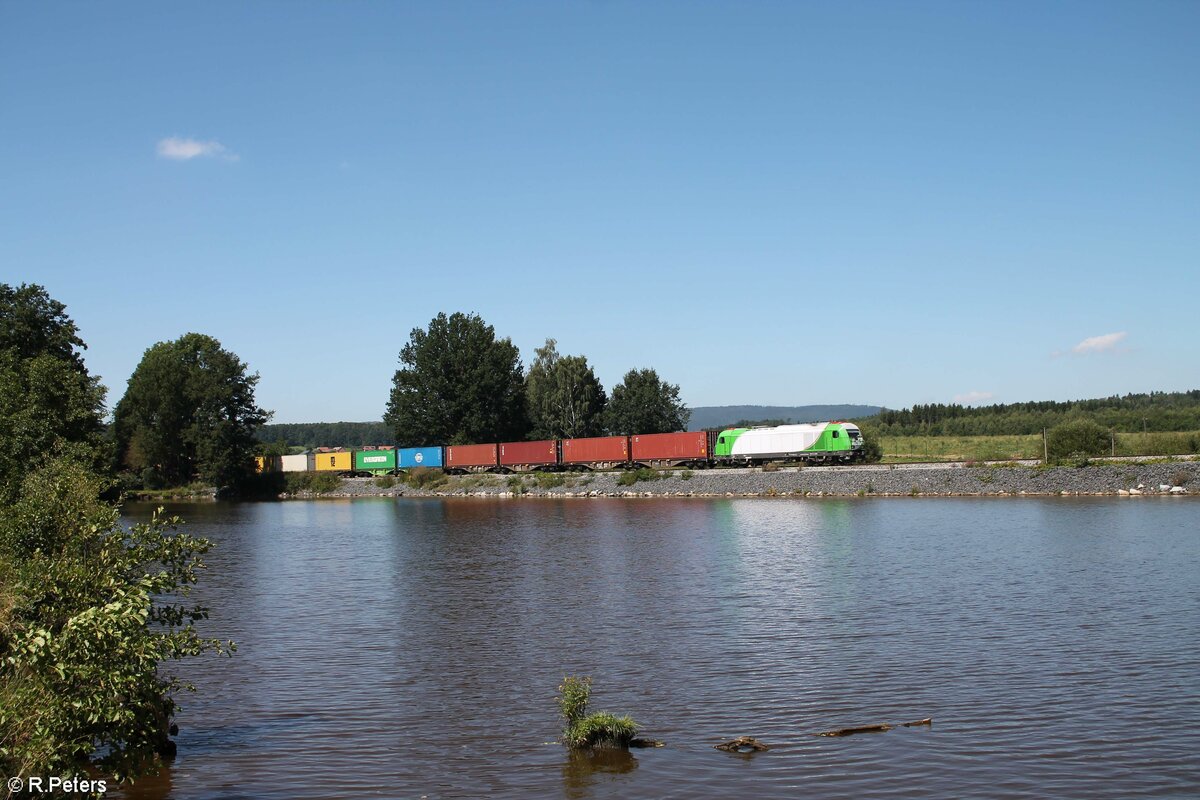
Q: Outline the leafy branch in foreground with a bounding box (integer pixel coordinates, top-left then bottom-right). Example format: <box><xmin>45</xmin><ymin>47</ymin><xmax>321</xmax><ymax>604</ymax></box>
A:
<box><xmin>0</xmin><ymin>458</ymin><xmax>234</xmax><ymax>783</ymax></box>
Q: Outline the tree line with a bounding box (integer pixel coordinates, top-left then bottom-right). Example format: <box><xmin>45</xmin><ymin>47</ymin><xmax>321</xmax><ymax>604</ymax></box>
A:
<box><xmin>863</xmin><ymin>391</ymin><xmax>1200</xmax><ymax>436</ymax></box>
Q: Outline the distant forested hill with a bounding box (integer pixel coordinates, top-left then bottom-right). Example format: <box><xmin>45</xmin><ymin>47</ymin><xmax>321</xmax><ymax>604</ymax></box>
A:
<box><xmin>257</xmin><ymin>421</ymin><xmax>391</xmax><ymax>448</ymax></box>
<box><xmin>863</xmin><ymin>390</ymin><xmax>1200</xmax><ymax>436</ymax></box>
<box><xmin>687</xmin><ymin>405</ymin><xmax>883</xmax><ymax>431</ymax></box>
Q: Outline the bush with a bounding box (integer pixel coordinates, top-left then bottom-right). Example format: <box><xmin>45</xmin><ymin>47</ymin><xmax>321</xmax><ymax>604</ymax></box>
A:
<box><xmin>679</xmin><ymin>470</ymin><xmax>693</xmax><ymax>481</ymax></box>
<box><xmin>1047</xmin><ymin>419</ymin><xmax>1110</xmax><ymax>463</ymax></box>
<box><xmin>284</xmin><ymin>472</ymin><xmax>342</xmax><ymax>494</ymax></box>
<box><xmin>507</xmin><ymin>475</ymin><xmax>527</xmax><ymax>495</ymax></box>
<box><xmin>373</xmin><ymin>475</ymin><xmax>397</xmax><ymax>489</ymax></box>
<box><xmin>856</xmin><ymin>423</ymin><xmax>884</xmax><ymax>463</ymax></box>
<box><xmin>557</xmin><ymin>676</ymin><xmax>639</xmax><ymax>749</ymax></box>
<box><xmin>0</xmin><ymin>459</ymin><xmax>232</xmax><ymax>782</ymax></box>
<box><xmin>533</xmin><ymin>471</ymin><xmax>566</xmax><ymax>488</ymax></box>
<box><xmin>403</xmin><ymin>467</ymin><xmax>447</xmax><ymax>489</ymax></box>
<box><xmin>616</xmin><ymin>468</ymin><xmax>661</xmax><ymax>487</ymax></box>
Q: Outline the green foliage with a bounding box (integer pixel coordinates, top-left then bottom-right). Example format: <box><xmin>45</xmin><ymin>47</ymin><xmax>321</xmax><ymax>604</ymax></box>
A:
<box><xmin>284</xmin><ymin>472</ymin><xmax>342</xmax><ymax>494</ymax></box>
<box><xmin>1046</xmin><ymin>418</ymin><xmax>1110</xmax><ymax>463</ymax></box>
<box><xmin>0</xmin><ymin>458</ymin><xmax>231</xmax><ymax>782</ymax></box>
<box><xmin>533</xmin><ymin>471</ymin><xmax>567</xmax><ymax>488</ymax></box>
<box><xmin>506</xmin><ymin>475</ymin><xmax>527</xmax><ymax>494</ymax></box>
<box><xmin>617</xmin><ymin>467</ymin><xmax>661</xmax><ymax>486</ymax></box>
<box><xmin>373</xmin><ymin>475</ymin><xmax>397</xmax><ymax>489</ymax></box>
<box><xmin>855</xmin><ymin>422</ymin><xmax>884</xmax><ymax>463</ymax></box>
<box><xmin>679</xmin><ymin>469</ymin><xmax>693</xmax><ymax>481</ymax></box>
<box><xmin>404</xmin><ymin>467</ymin><xmax>448</xmax><ymax>489</ymax></box>
<box><xmin>384</xmin><ymin>312</ymin><xmax>529</xmax><ymax>446</ymax></box>
<box><xmin>603</xmin><ymin>368</ymin><xmax>689</xmax><ymax>435</ymax></box>
<box><xmin>0</xmin><ymin>284</ymin><xmax>107</xmax><ymax>504</ymax></box>
<box><xmin>556</xmin><ymin>676</ymin><xmax>639</xmax><ymax>749</ymax></box>
<box><xmin>256</xmin><ymin>421</ymin><xmax>392</xmax><ymax>448</ymax></box>
<box><xmin>525</xmin><ymin>338</ymin><xmax>607</xmax><ymax>439</ymax></box>
<box><xmin>113</xmin><ymin>333</ymin><xmax>270</xmax><ymax>490</ymax></box>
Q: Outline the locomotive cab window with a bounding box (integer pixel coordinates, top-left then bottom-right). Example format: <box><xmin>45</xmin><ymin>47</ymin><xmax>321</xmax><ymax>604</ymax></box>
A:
<box><xmin>718</xmin><ymin>437</ymin><xmax>725</xmax><ymax>444</ymax></box>
<box><xmin>832</xmin><ymin>431</ymin><xmax>839</xmax><ymax>438</ymax></box>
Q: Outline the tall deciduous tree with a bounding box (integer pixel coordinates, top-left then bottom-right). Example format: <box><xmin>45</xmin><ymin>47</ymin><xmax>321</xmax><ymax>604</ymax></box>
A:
<box><xmin>113</xmin><ymin>333</ymin><xmax>269</xmax><ymax>488</ymax></box>
<box><xmin>525</xmin><ymin>339</ymin><xmax>607</xmax><ymax>439</ymax></box>
<box><xmin>0</xmin><ymin>284</ymin><xmax>107</xmax><ymax>501</ymax></box>
<box><xmin>604</xmin><ymin>368</ymin><xmax>690</xmax><ymax>435</ymax></box>
<box><xmin>384</xmin><ymin>312</ymin><xmax>529</xmax><ymax>445</ymax></box>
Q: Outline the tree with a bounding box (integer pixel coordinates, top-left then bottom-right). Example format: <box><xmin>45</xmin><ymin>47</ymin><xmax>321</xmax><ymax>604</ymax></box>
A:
<box><xmin>384</xmin><ymin>312</ymin><xmax>529</xmax><ymax>445</ymax></box>
<box><xmin>112</xmin><ymin>333</ymin><xmax>269</xmax><ymax>489</ymax></box>
<box><xmin>604</xmin><ymin>368</ymin><xmax>690</xmax><ymax>435</ymax></box>
<box><xmin>0</xmin><ymin>457</ymin><xmax>231</xmax><ymax>782</ymax></box>
<box><xmin>0</xmin><ymin>284</ymin><xmax>107</xmax><ymax>502</ymax></box>
<box><xmin>525</xmin><ymin>338</ymin><xmax>607</xmax><ymax>439</ymax></box>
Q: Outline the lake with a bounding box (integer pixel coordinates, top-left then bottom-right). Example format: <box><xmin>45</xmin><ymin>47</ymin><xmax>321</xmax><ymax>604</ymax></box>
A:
<box><xmin>116</xmin><ymin>497</ymin><xmax>1199</xmax><ymax>799</ymax></box>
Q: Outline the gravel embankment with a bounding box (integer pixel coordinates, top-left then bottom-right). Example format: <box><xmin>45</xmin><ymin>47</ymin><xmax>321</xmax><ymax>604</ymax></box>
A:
<box><xmin>293</xmin><ymin>460</ymin><xmax>1199</xmax><ymax>499</ymax></box>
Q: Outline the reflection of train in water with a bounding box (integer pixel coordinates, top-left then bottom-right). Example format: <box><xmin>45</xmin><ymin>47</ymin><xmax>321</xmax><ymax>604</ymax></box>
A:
<box><xmin>256</xmin><ymin>421</ymin><xmax>865</xmax><ymax>476</ymax></box>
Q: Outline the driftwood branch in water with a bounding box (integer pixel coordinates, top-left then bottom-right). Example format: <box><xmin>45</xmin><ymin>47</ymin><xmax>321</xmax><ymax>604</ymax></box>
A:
<box><xmin>815</xmin><ymin>723</ymin><xmax>893</xmax><ymax>737</ymax></box>
<box><xmin>902</xmin><ymin>718</ymin><xmax>932</xmax><ymax>728</ymax></box>
<box><xmin>629</xmin><ymin>738</ymin><xmax>664</xmax><ymax>748</ymax></box>
<box><xmin>714</xmin><ymin>736</ymin><xmax>771</xmax><ymax>752</ymax></box>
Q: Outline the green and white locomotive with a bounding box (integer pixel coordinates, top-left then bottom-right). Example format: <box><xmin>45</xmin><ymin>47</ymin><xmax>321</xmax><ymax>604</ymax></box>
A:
<box><xmin>712</xmin><ymin>422</ymin><xmax>865</xmax><ymax>464</ymax></box>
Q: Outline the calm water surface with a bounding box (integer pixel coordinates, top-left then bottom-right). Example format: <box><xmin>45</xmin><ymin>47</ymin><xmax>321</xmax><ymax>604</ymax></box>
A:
<box><xmin>117</xmin><ymin>498</ymin><xmax>1199</xmax><ymax>799</ymax></box>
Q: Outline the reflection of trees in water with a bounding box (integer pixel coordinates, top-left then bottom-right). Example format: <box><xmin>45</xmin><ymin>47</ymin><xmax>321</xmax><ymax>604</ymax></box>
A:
<box><xmin>561</xmin><ymin>747</ymin><xmax>639</xmax><ymax>799</ymax></box>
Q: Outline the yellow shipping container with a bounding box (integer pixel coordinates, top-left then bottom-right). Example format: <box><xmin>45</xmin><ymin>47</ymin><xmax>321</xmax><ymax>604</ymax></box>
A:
<box><xmin>315</xmin><ymin>451</ymin><xmax>353</xmax><ymax>472</ymax></box>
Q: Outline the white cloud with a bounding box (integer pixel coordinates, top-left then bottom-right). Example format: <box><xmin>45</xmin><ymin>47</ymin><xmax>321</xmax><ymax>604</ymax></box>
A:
<box><xmin>1071</xmin><ymin>331</ymin><xmax>1127</xmax><ymax>355</ymax></box>
<box><xmin>156</xmin><ymin>137</ymin><xmax>236</xmax><ymax>161</ymax></box>
<box><xmin>953</xmin><ymin>390</ymin><xmax>994</xmax><ymax>405</ymax></box>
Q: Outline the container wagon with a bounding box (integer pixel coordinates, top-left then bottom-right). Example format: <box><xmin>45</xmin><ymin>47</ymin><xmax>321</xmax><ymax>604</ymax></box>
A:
<box><xmin>355</xmin><ymin>448</ymin><xmax>397</xmax><ymax>476</ymax></box>
<box><xmin>280</xmin><ymin>453</ymin><xmax>314</xmax><ymax>473</ymax></box>
<box><xmin>315</xmin><ymin>451</ymin><xmax>354</xmax><ymax>473</ymax></box>
<box><xmin>499</xmin><ymin>440</ymin><xmax>559</xmax><ymax>472</ymax></box>
<box><xmin>398</xmin><ymin>446</ymin><xmax>444</xmax><ymax>470</ymax></box>
<box><xmin>445</xmin><ymin>443</ymin><xmax>499</xmax><ymax>473</ymax></box>
<box><xmin>560</xmin><ymin>436</ymin><xmax>630</xmax><ymax>470</ymax></box>
<box><xmin>630</xmin><ymin>432</ymin><xmax>711</xmax><ymax>468</ymax></box>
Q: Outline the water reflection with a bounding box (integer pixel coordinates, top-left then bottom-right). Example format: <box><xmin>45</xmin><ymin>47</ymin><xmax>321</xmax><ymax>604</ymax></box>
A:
<box><xmin>561</xmin><ymin>748</ymin><xmax>639</xmax><ymax>800</ymax></box>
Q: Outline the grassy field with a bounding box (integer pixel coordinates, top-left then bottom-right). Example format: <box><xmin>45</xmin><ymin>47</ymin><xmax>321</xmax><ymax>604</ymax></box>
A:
<box><xmin>880</xmin><ymin>431</ymin><xmax>1200</xmax><ymax>463</ymax></box>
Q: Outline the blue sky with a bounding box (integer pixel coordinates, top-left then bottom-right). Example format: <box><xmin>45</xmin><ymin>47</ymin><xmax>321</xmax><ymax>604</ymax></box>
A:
<box><xmin>3</xmin><ymin>1</ymin><xmax>1197</xmax><ymax>423</ymax></box>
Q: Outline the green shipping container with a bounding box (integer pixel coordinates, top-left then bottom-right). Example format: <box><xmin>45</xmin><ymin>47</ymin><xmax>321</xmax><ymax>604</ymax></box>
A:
<box><xmin>355</xmin><ymin>449</ymin><xmax>397</xmax><ymax>474</ymax></box>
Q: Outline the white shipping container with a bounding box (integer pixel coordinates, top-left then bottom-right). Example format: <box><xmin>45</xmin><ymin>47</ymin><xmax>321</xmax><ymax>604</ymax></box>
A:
<box><xmin>281</xmin><ymin>454</ymin><xmax>311</xmax><ymax>473</ymax></box>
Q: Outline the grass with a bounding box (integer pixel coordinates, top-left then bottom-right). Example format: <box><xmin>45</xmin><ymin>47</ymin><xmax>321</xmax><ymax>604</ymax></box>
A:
<box><xmin>284</xmin><ymin>472</ymin><xmax>342</xmax><ymax>494</ymax></box>
<box><xmin>880</xmin><ymin>431</ymin><xmax>1200</xmax><ymax>463</ymax></box>
<box><xmin>557</xmin><ymin>676</ymin><xmax>639</xmax><ymax>750</ymax></box>
<box><xmin>616</xmin><ymin>468</ymin><xmax>661</xmax><ymax>487</ymax></box>
<box><xmin>373</xmin><ymin>475</ymin><xmax>397</xmax><ymax>489</ymax></box>
<box><xmin>403</xmin><ymin>467</ymin><xmax>448</xmax><ymax>489</ymax></box>
<box><xmin>507</xmin><ymin>475</ymin><xmax>527</xmax><ymax>495</ymax></box>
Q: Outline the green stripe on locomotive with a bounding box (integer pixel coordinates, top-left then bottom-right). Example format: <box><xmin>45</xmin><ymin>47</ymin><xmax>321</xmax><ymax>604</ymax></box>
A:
<box><xmin>714</xmin><ymin>422</ymin><xmax>858</xmax><ymax>458</ymax></box>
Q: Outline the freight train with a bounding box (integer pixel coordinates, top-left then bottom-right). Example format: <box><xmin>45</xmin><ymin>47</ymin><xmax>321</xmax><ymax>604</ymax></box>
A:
<box><xmin>255</xmin><ymin>422</ymin><xmax>865</xmax><ymax>476</ymax></box>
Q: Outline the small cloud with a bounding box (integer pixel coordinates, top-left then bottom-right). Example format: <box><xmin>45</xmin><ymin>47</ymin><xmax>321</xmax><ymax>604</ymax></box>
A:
<box><xmin>1071</xmin><ymin>331</ymin><xmax>1127</xmax><ymax>355</ymax></box>
<box><xmin>953</xmin><ymin>390</ymin><xmax>994</xmax><ymax>406</ymax></box>
<box><xmin>156</xmin><ymin>137</ymin><xmax>237</xmax><ymax>161</ymax></box>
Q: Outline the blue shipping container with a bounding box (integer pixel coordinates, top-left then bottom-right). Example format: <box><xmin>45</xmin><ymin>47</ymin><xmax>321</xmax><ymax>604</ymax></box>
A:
<box><xmin>398</xmin><ymin>446</ymin><xmax>444</xmax><ymax>469</ymax></box>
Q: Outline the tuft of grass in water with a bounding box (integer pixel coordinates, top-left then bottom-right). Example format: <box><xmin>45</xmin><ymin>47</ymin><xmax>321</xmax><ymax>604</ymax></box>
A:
<box><xmin>557</xmin><ymin>676</ymin><xmax>639</xmax><ymax>750</ymax></box>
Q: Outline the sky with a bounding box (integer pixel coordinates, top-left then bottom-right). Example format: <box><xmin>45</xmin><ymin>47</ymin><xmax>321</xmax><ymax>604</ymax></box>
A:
<box><xmin>2</xmin><ymin>1</ymin><xmax>1197</xmax><ymax>423</ymax></box>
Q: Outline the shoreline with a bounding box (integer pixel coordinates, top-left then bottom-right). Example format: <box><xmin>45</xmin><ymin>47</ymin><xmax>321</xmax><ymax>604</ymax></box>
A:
<box><xmin>280</xmin><ymin>460</ymin><xmax>1198</xmax><ymax>500</ymax></box>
